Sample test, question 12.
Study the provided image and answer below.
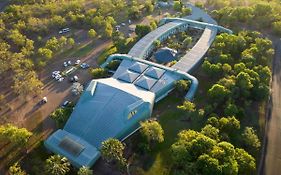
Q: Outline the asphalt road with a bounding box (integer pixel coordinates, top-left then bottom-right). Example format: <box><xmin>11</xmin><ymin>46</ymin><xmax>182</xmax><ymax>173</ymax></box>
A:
<box><xmin>263</xmin><ymin>39</ymin><xmax>281</xmax><ymax>175</ymax></box>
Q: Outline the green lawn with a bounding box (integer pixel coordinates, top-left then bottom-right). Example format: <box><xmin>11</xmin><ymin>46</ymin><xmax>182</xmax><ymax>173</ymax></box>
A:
<box><xmin>59</xmin><ymin>41</ymin><xmax>95</xmax><ymax>58</ymax></box>
<box><xmin>134</xmin><ymin>95</ymin><xmax>204</xmax><ymax>175</ymax></box>
<box><xmin>97</xmin><ymin>45</ymin><xmax>117</xmax><ymax>65</ymax></box>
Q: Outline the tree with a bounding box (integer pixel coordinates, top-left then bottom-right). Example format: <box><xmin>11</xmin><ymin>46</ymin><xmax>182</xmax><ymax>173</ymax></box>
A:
<box><xmin>135</xmin><ymin>24</ymin><xmax>151</xmax><ymax>38</ymax></box>
<box><xmin>236</xmin><ymin>72</ymin><xmax>253</xmax><ymax>97</ymax></box>
<box><xmin>0</xmin><ymin>42</ymin><xmax>12</xmax><ymax>73</ymax></box>
<box><xmin>182</xmin><ymin>7</ymin><xmax>192</xmax><ymax>16</ymax></box>
<box><xmin>171</xmin><ymin>128</ymin><xmax>252</xmax><ymax>174</ymax></box>
<box><xmin>140</xmin><ymin>120</ymin><xmax>164</xmax><ymax>144</ymax></box>
<box><xmin>9</xmin><ymin>162</ymin><xmax>26</xmax><ymax>175</ymax></box>
<box><xmin>89</xmin><ymin>68</ymin><xmax>108</xmax><ymax>79</ymax></box>
<box><xmin>202</xmin><ymin>60</ymin><xmax>223</xmax><ymax>77</ymax></box>
<box><xmin>174</xmin><ymin>80</ymin><xmax>190</xmax><ymax>94</ymax></box>
<box><xmin>235</xmin><ymin>148</ymin><xmax>256</xmax><ymax>174</ymax></box>
<box><xmin>144</xmin><ymin>0</ymin><xmax>154</xmax><ymax>13</ymax></box>
<box><xmin>177</xmin><ymin>101</ymin><xmax>196</xmax><ymax>113</ymax></box>
<box><xmin>208</xmin><ymin>84</ymin><xmax>229</xmax><ymax>103</ymax></box>
<box><xmin>88</xmin><ymin>29</ymin><xmax>97</xmax><ymax>39</ymax></box>
<box><xmin>0</xmin><ymin>124</ymin><xmax>32</xmax><ymax>145</ymax></box>
<box><xmin>224</xmin><ymin>103</ymin><xmax>239</xmax><ymax>116</ymax></box>
<box><xmin>153</xmin><ymin>40</ymin><xmax>161</xmax><ymax>48</ymax></box>
<box><xmin>219</xmin><ymin>116</ymin><xmax>240</xmax><ymax>135</ymax></box>
<box><xmin>171</xmin><ymin>130</ymin><xmax>216</xmax><ymax>166</ymax></box>
<box><xmin>21</xmin><ymin>39</ymin><xmax>34</xmax><ymax>56</ymax></box>
<box><xmin>8</xmin><ymin>29</ymin><xmax>27</xmax><ymax>47</ymax></box>
<box><xmin>273</xmin><ymin>21</ymin><xmax>281</xmax><ymax>36</ymax></box>
<box><xmin>128</xmin><ymin>6</ymin><xmax>141</xmax><ymax>20</ymax></box>
<box><xmin>196</xmin><ymin>154</ymin><xmax>222</xmax><ymax>175</ymax></box>
<box><xmin>211</xmin><ymin>142</ymin><xmax>238</xmax><ymax>174</ymax></box>
<box><xmin>242</xmin><ymin>127</ymin><xmax>261</xmax><ymax>150</ymax></box>
<box><xmin>77</xmin><ymin>166</ymin><xmax>93</xmax><ymax>175</ymax></box>
<box><xmin>103</xmin><ymin>22</ymin><xmax>113</xmax><ymax>38</ymax></box>
<box><xmin>45</xmin><ymin>155</ymin><xmax>70</xmax><ymax>175</ymax></box>
<box><xmin>222</xmin><ymin>63</ymin><xmax>232</xmax><ymax>74</ymax></box>
<box><xmin>201</xmin><ymin>124</ymin><xmax>220</xmax><ymax>141</ymax></box>
<box><xmin>58</xmin><ymin>36</ymin><xmax>67</xmax><ymax>47</ymax></box>
<box><xmin>100</xmin><ymin>138</ymin><xmax>127</xmax><ymax>169</ymax></box>
<box><xmin>67</xmin><ymin>38</ymin><xmax>75</xmax><ymax>47</ymax></box>
<box><xmin>107</xmin><ymin>60</ymin><xmax>121</xmax><ymax>70</ymax></box>
<box><xmin>174</xmin><ymin>1</ymin><xmax>182</xmax><ymax>11</ymax></box>
<box><xmin>50</xmin><ymin>107</ymin><xmax>72</xmax><ymax>128</ymax></box>
<box><xmin>13</xmin><ymin>70</ymin><xmax>43</xmax><ymax>98</ymax></box>
<box><xmin>112</xmin><ymin>32</ymin><xmax>127</xmax><ymax>53</ymax></box>
<box><xmin>183</xmin><ymin>36</ymin><xmax>192</xmax><ymax>47</ymax></box>
<box><xmin>45</xmin><ymin>37</ymin><xmax>60</xmax><ymax>51</ymax></box>
<box><xmin>38</xmin><ymin>48</ymin><xmax>53</xmax><ymax>60</ymax></box>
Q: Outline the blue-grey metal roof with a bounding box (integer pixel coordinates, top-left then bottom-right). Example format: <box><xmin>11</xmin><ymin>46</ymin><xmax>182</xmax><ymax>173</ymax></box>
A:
<box><xmin>129</xmin><ymin>62</ymin><xmax>148</xmax><ymax>73</ymax></box>
<box><xmin>64</xmin><ymin>81</ymin><xmax>143</xmax><ymax>148</ymax></box>
<box><xmin>134</xmin><ymin>76</ymin><xmax>157</xmax><ymax>90</ymax></box>
<box><xmin>117</xmin><ymin>70</ymin><xmax>140</xmax><ymax>83</ymax></box>
<box><xmin>154</xmin><ymin>48</ymin><xmax>177</xmax><ymax>63</ymax></box>
<box><xmin>145</xmin><ymin>67</ymin><xmax>165</xmax><ymax>79</ymax></box>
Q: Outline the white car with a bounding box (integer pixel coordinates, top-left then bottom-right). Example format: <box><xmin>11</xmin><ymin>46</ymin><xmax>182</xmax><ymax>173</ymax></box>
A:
<box><xmin>59</xmin><ymin>28</ymin><xmax>70</xmax><ymax>34</ymax></box>
<box><xmin>58</xmin><ymin>77</ymin><xmax>64</xmax><ymax>82</ymax></box>
<box><xmin>75</xmin><ymin>59</ymin><xmax>81</xmax><ymax>65</ymax></box>
<box><xmin>52</xmin><ymin>71</ymin><xmax>60</xmax><ymax>74</ymax></box>
<box><xmin>52</xmin><ymin>71</ymin><xmax>60</xmax><ymax>78</ymax></box>
<box><xmin>55</xmin><ymin>74</ymin><xmax>62</xmax><ymax>80</ymax></box>
<box><xmin>128</xmin><ymin>19</ymin><xmax>131</xmax><ymax>24</ymax></box>
<box><xmin>121</xmin><ymin>23</ymin><xmax>126</xmax><ymax>26</ymax></box>
<box><xmin>67</xmin><ymin>60</ymin><xmax>72</xmax><ymax>65</ymax></box>
<box><xmin>73</xmin><ymin>75</ymin><xmax>78</xmax><ymax>81</ymax></box>
<box><xmin>42</xmin><ymin>97</ymin><xmax>48</xmax><ymax>104</ymax></box>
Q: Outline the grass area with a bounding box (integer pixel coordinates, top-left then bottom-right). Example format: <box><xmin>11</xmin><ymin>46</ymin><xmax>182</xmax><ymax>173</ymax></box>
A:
<box><xmin>132</xmin><ymin>94</ymin><xmax>204</xmax><ymax>175</ymax></box>
<box><xmin>59</xmin><ymin>41</ymin><xmax>95</xmax><ymax>59</ymax></box>
<box><xmin>97</xmin><ymin>45</ymin><xmax>117</xmax><ymax>65</ymax></box>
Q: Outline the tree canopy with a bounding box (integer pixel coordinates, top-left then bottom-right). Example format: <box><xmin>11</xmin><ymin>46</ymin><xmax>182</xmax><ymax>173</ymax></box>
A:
<box><xmin>45</xmin><ymin>155</ymin><xmax>70</xmax><ymax>175</ymax></box>
<box><xmin>140</xmin><ymin>120</ymin><xmax>164</xmax><ymax>144</ymax></box>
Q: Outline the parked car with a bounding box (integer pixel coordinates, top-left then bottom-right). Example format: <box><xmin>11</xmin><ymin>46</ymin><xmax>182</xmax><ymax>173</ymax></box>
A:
<box><xmin>80</xmin><ymin>63</ymin><xmax>90</xmax><ymax>69</ymax></box>
<box><xmin>59</xmin><ymin>28</ymin><xmax>70</xmax><ymax>34</ymax></box>
<box><xmin>58</xmin><ymin>77</ymin><xmax>64</xmax><ymax>82</ymax></box>
<box><xmin>67</xmin><ymin>60</ymin><xmax>72</xmax><ymax>65</ymax></box>
<box><xmin>63</xmin><ymin>61</ymin><xmax>68</xmax><ymax>67</ymax></box>
<box><xmin>62</xmin><ymin>100</ymin><xmax>70</xmax><ymax>108</ymax></box>
<box><xmin>41</xmin><ymin>97</ymin><xmax>48</xmax><ymax>104</ymax></box>
<box><xmin>121</xmin><ymin>23</ymin><xmax>126</xmax><ymax>26</ymax></box>
<box><xmin>52</xmin><ymin>71</ymin><xmax>61</xmax><ymax>78</ymax></box>
<box><xmin>55</xmin><ymin>74</ymin><xmax>62</xmax><ymax>80</ymax></box>
<box><xmin>75</xmin><ymin>59</ymin><xmax>81</xmax><ymax>65</ymax></box>
<box><xmin>70</xmin><ymin>75</ymin><xmax>79</xmax><ymax>82</ymax></box>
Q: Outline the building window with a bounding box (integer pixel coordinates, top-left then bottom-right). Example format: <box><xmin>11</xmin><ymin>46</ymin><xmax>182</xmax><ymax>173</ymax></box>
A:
<box><xmin>128</xmin><ymin>110</ymin><xmax>137</xmax><ymax>120</ymax></box>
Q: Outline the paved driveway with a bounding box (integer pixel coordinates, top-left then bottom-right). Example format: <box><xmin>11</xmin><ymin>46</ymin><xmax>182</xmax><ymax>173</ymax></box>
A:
<box><xmin>263</xmin><ymin>39</ymin><xmax>281</xmax><ymax>175</ymax></box>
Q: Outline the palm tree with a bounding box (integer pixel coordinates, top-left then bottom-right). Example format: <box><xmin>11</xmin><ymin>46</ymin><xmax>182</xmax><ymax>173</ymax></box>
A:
<box><xmin>45</xmin><ymin>155</ymin><xmax>70</xmax><ymax>175</ymax></box>
<box><xmin>77</xmin><ymin>166</ymin><xmax>93</xmax><ymax>175</ymax></box>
